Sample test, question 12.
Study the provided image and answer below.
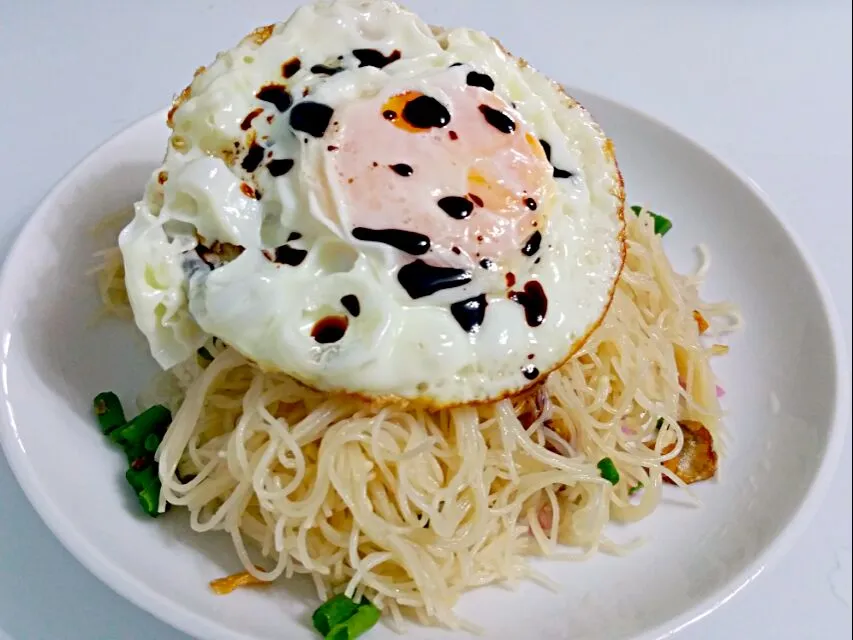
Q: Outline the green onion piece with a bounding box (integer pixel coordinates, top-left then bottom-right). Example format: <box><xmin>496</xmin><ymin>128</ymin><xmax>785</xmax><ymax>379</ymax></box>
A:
<box><xmin>136</xmin><ymin>483</ymin><xmax>162</xmax><ymax>517</ymax></box>
<box><xmin>197</xmin><ymin>346</ymin><xmax>213</xmax><ymax>362</ymax></box>
<box><xmin>93</xmin><ymin>392</ymin><xmax>126</xmax><ymax>435</ymax></box>
<box><xmin>126</xmin><ymin>466</ymin><xmax>163</xmax><ymax>517</ymax></box>
<box><xmin>144</xmin><ymin>433</ymin><xmax>161</xmax><ymax>453</ymax></box>
<box><xmin>628</xmin><ymin>481</ymin><xmax>644</xmax><ymax>496</ymax></box>
<box><xmin>312</xmin><ymin>594</ymin><xmax>360</xmax><ymax>636</ymax></box>
<box><xmin>325</xmin><ymin>602</ymin><xmax>381</xmax><ymax>640</ymax></box>
<box><xmin>126</xmin><ymin>466</ymin><xmax>159</xmax><ymax>494</ymax></box>
<box><xmin>110</xmin><ymin>405</ymin><xmax>172</xmax><ymax>448</ymax></box>
<box><xmin>597</xmin><ymin>457</ymin><xmax>620</xmax><ymax>485</ymax></box>
<box><xmin>630</xmin><ymin>205</ymin><xmax>672</xmax><ymax>236</ymax></box>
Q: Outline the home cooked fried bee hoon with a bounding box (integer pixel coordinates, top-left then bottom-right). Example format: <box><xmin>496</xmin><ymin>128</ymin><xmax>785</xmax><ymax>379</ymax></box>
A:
<box><xmin>93</xmin><ymin>0</ymin><xmax>739</xmax><ymax>635</ymax></box>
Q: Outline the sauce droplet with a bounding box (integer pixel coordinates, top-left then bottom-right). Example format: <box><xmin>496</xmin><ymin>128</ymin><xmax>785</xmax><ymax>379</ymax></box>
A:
<box><xmin>282</xmin><ymin>57</ymin><xmax>301</xmax><ymax>78</ymax></box>
<box><xmin>241</xmin><ymin>143</ymin><xmax>265</xmax><ymax>172</ymax></box>
<box><xmin>397</xmin><ymin>260</ymin><xmax>471</xmax><ymax>299</ymax></box>
<box><xmin>508</xmin><ymin>280</ymin><xmax>548</xmax><ymax>327</ymax></box>
<box><xmin>478</xmin><ymin>105</ymin><xmax>515</xmax><ymax>134</ymax></box>
<box><xmin>437</xmin><ymin>196</ymin><xmax>474</xmax><ymax>220</ymax></box>
<box><xmin>353</xmin><ymin>48</ymin><xmax>401</xmax><ymax>69</ymax></box>
<box><xmin>352</xmin><ymin>227</ymin><xmax>430</xmax><ymax>255</ymax></box>
<box><xmin>522</xmin><ymin>364</ymin><xmax>540</xmax><ymax>380</ymax></box>
<box><xmin>256</xmin><ymin>84</ymin><xmax>292</xmax><ymax>112</ymax></box>
<box><xmin>467</xmin><ymin>193</ymin><xmax>484</xmax><ymax>207</ymax></box>
<box><xmin>390</xmin><ymin>163</ymin><xmax>414</xmax><ymax>177</ymax></box>
<box><xmin>267</xmin><ymin>158</ymin><xmax>294</xmax><ymax>177</ymax></box>
<box><xmin>287</xmin><ymin>231</ymin><xmax>302</xmax><ymax>242</ymax></box>
<box><xmin>522</xmin><ymin>231</ymin><xmax>542</xmax><ymax>257</ymax></box>
<box><xmin>290</xmin><ymin>102</ymin><xmax>334</xmax><ymax>138</ymax></box>
<box><xmin>466</xmin><ymin>71</ymin><xmax>495</xmax><ymax>91</ymax></box>
<box><xmin>524</xmin><ymin>197</ymin><xmax>537</xmax><ymax>211</ymax></box>
<box><xmin>311</xmin><ymin>315</ymin><xmax>348</xmax><ymax>344</ymax></box>
<box><xmin>401</xmin><ymin>95</ymin><xmax>451</xmax><ymax>129</ymax></box>
<box><xmin>479</xmin><ymin>258</ymin><xmax>494</xmax><ymax>270</ymax></box>
<box><xmin>450</xmin><ymin>294</ymin><xmax>488</xmax><ymax>333</ymax></box>
<box><xmin>273</xmin><ymin>245</ymin><xmax>308</xmax><ymax>266</ymax></box>
<box><xmin>340</xmin><ymin>294</ymin><xmax>360</xmax><ymax>317</ymax></box>
<box><xmin>505</xmin><ymin>272</ymin><xmax>516</xmax><ymax>287</ymax></box>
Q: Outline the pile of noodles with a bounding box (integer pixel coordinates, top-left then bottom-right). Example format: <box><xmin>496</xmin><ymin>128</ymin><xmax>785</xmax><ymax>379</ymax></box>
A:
<box><xmin>94</xmin><ymin>210</ymin><xmax>739</xmax><ymax>631</ymax></box>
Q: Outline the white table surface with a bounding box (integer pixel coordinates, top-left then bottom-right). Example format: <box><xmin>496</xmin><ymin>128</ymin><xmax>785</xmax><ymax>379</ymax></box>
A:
<box><xmin>0</xmin><ymin>1</ymin><xmax>850</xmax><ymax>638</ymax></box>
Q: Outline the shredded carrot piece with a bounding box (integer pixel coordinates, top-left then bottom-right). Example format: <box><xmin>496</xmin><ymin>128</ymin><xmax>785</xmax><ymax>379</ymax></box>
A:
<box><xmin>693</xmin><ymin>310</ymin><xmax>710</xmax><ymax>334</ymax></box>
<box><xmin>710</xmin><ymin>344</ymin><xmax>729</xmax><ymax>356</ymax></box>
<box><xmin>209</xmin><ymin>570</ymin><xmax>269</xmax><ymax>595</ymax></box>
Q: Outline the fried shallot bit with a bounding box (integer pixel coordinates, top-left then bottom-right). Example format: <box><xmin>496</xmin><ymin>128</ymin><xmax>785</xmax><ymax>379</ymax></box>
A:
<box><xmin>661</xmin><ymin>420</ymin><xmax>717</xmax><ymax>484</ymax></box>
<box><xmin>209</xmin><ymin>570</ymin><xmax>268</xmax><ymax>595</ymax></box>
<box><xmin>693</xmin><ymin>310</ymin><xmax>710</xmax><ymax>334</ymax></box>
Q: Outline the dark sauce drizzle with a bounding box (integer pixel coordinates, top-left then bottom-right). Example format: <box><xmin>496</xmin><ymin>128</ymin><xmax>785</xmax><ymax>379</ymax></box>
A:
<box><xmin>401</xmin><ymin>95</ymin><xmax>451</xmax><ymax>129</ymax></box>
<box><xmin>290</xmin><ymin>102</ymin><xmax>334</xmax><ymax>138</ymax></box>
<box><xmin>287</xmin><ymin>231</ymin><xmax>302</xmax><ymax>242</ymax></box>
<box><xmin>522</xmin><ymin>364</ymin><xmax>540</xmax><ymax>380</ymax></box>
<box><xmin>256</xmin><ymin>84</ymin><xmax>292</xmax><ymax>112</ymax></box>
<box><xmin>450</xmin><ymin>294</ymin><xmax>488</xmax><ymax>333</ymax></box>
<box><xmin>478</xmin><ymin>105</ymin><xmax>515</xmax><ymax>134</ymax></box>
<box><xmin>508</xmin><ymin>280</ymin><xmax>548</xmax><ymax>327</ymax></box>
<box><xmin>353</xmin><ymin>48</ymin><xmax>401</xmax><ymax>69</ymax></box>
<box><xmin>240</xmin><ymin>108</ymin><xmax>264</xmax><ymax>131</ymax></box>
<box><xmin>340</xmin><ymin>294</ymin><xmax>361</xmax><ymax>317</ymax></box>
<box><xmin>466</xmin><ymin>71</ymin><xmax>495</xmax><ymax>91</ymax></box>
<box><xmin>352</xmin><ymin>227</ymin><xmax>430</xmax><ymax>255</ymax></box>
<box><xmin>311</xmin><ymin>315</ymin><xmax>348</xmax><ymax>344</ymax></box>
<box><xmin>522</xmin><ymin>231</ymin><xmax>542</xmax><ymax>257</ymax></box>
<box><xmin>524</xmin><ymin>197</ymin><xmax>537</xmax><ymax>211</ymax></box>
<box><xmin>267</xmin><ymin>158</ymin><xmax>294</xmax><ymax>177</ymax></box>
<box><xmin>479</xmin><ymin>258</ymin><xmax>495</xmax><ymax>270</ymax></box>
<box><xmin>397</xmin><ymin>260</ymin><xmax>472</xmax><ymax>299</ymax></box>
<box><xmin>538</xmin><ymin>139</ymin><xmax>573</xmax><ymax>179</ymax></box>
<box><xmin>437</xmin><ymin>196</ymin><xmax>474</xmax><ymax>220</ymax></box>
<box><xmin>241</xmin><ymin>143</ymin><xmax>265</xmax><ymax>172</ymax></box>
<box><xmin>390</xmin><ymin>163</ymin><xmax>414</xmax><ymax>177</ymax></box>
<box><xmin>282</xmin><ymin>57</ymin><xmax>302</xmax><ymax>78</ymax></box>
<box><xmin>310</xmin><ymin>64</ymin><xmax>344</xmax><ymax>76</ymax></box>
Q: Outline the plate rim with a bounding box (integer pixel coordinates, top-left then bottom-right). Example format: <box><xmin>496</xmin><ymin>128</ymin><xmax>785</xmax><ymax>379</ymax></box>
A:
<box><xmin>1</xmin><ymin>88</ymin><xmax>849</xmax><ymax>640</ymax></box>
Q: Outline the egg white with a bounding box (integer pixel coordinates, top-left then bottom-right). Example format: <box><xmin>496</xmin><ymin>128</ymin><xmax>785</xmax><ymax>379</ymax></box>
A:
<box><xmin>119</xmin><ymin>0</ymin><xmax>625</xmax><ymax>407</ymax></box>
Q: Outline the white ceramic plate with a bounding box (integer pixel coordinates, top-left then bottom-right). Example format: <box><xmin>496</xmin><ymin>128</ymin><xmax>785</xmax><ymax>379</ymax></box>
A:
<box><xmin>0</xmin><ymin>89</ymin><xmax>848</xmax><ymax>640</ymax></box>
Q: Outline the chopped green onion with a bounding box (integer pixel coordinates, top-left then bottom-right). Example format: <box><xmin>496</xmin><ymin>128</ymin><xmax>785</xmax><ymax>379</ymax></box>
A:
<box><xmin>197</xmin><ymin>346</ymin><xmax>213</xmax><ymax>361</ymax></box>
<box><xmin>109</xmin><ymin>405</ymin><xmax>171</xmax><ymax>448</ymax></box>
<box><xmin>136</xmin><ymin>483</ymin><xmax>161</xmax><ymax>517</ymax></box>
<box><xmin>126</xmin><ymin>465</ymin><xmax>159</xmax><ymax>494</ymax></box>
<box><xmin>93</xmin><ymin>392</ymin><xmax>126</xmax><ymax>435</ymax></box>
<box><xmin>313</xmin><ymin>594</ymin><xmax>361</xmax><ymax>636</ymax></box>
<box><xmin>144</xmin><ymin>432</ymin><xmax>161</xmax><ymax>453</ymax></box>
<box><xmin>597</xmin><ymin>457</ymin><xmax>620</xmax><ymax>485</ymax></box>
<box><xmin>126</xmin><ymin>466</ymin><xmax>163</xmax><ymax>517</ymax></box>
<box><xmin>326</xmin><ymin>602</ymin><xmax>381</xmax><ymax>640</ymax></box>
<box><xmin>630</xmin><ymin>205</ymin><xmax>672</xmax><ymax>236</ymax></box>
<box><xmin>628</xmin><ymin>481</ymin><xmax>644</xmax><ymax>496</ymax></box>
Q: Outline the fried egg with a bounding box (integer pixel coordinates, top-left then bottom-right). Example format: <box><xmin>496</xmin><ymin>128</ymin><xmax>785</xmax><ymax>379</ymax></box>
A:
<box><xmin>119</xmin><ymin>0</ymin><xmax>625</xmax><ymax>407</ymax></box>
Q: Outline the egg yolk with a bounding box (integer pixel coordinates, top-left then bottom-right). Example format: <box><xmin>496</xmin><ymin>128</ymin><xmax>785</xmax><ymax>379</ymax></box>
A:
<box><xmin>327</xmin><ymin>76</ymin><xmax>554</xmax><ymax>268</ymax></box>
